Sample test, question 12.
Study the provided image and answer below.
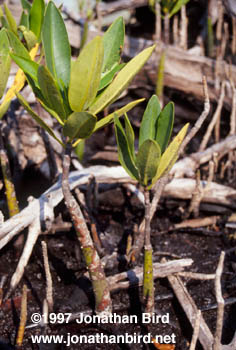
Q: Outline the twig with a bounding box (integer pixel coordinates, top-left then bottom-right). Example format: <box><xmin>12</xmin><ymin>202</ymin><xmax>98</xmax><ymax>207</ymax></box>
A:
<box><xmin>213</xmin><ymin>251</ymin><xmax>225</xmax><ymax>350</ymax></box>
<box><xmin>166</xmin><ymin>262</ymin><xmax>214</xmax><ymax>350</ymax></box>
<box><xmin>8</xmin><ymin>216</ymin><xmax>41</xmax><ymax>296</ymax></box>
<box><xmin>16</xmin><ymin>284</ymin><xmax>27</xmax><ymax>349</ymax></box>
<box><xmin>200</xmin><ymin>80</ymin><xmax>225</xmax><ymax>150</ymax></box>
<box><xmin>41</xmin><ymin>241</ymin><xmax>53</xmax><ymax>312</ymax></box>
<box><xmin>189</xmin><ymin>309</ymin><xmax>201</xmax><ymax>350</ymax></box>
<box><xmin>229</xmin><ymin>80</ymin><xmax>236</xmax><ymax>136</ymax></box>
<box><xmin>180</xmin><ymin>5</ymin><xmax>188</xmax><ymax>50</ymax></box>
<box><xmin>178</xmin><ymin>272</ymin><xmax>215</xmax><ymax>280</ymax></box>
<box><xmin>180</xmin><ymin>76</ymin><xmax>210</xmax><ymax>154</ymax></box>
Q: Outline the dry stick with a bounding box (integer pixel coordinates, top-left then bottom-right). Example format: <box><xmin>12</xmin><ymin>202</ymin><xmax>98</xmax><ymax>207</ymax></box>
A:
<box><xmin>180</xmin><ymin>76</ymin><xmax>210</xmax><ymax>155</ymax></box>
<box><xmin>62</xmin><ymin>144</ymin><xmax>112</xmax><ymax>314</ymax></box>
<box><xmin>229</xmin><ymin>80</ymin><xmax>236</xmax><ymax>136</ymax></box>
<box><xmin>213</xmin><ymin>251</ymin><xmax>225</xmax><ymax>350</ymax></box>
<box><xmin>8</xmin><ymin>216</ymin><xmax>41</xmax><ymax>296</ymax></box>
<box><xmin>189</xmin><ymin>309</ymin><xmax>202</xmax><ymax>350</ymax></box>
<box><xmin>41</xmin><ymin>241</ymin><xmax>53</xmax><ymax>312</ymax></box>
<box><xmin>178</xmin><ymin>272</ymin><xmax>215</xmax><ymax>280</ymax></box>
<box><xmin>164</xmin><ymin>13</ymin><xmax>170</xmax><ymax>45</ymax></box>
<box><xmin>155</xmin><ymin>1</ymin><xmax>161</xmax><ymax>43</ymax></box>
<box><xmin>215</xmin><ymin>81</ymin><xmax>226</xmax><ymax>144</ymax></box>
<box><xmin>180</xmin><ymin>5</ymin><xmax>188</xmax><ymax>50</ymax></box>
<box><xmin>232</xmin><ymin>17</ymin><xmax>236</xmax><ymax>56</ymax></box>
<box><xmin>166</xmin><ymin>264</ymin><xmax>214</xmax><ymax>350</ymax></box>
<box><xmin>215</xmin><ymin>0</ymin><xmax>224</xmax><ymax>90</ymax></box>
<box><xmin>221</xmin><ymin>22</ymin><xmax>229</xmax><ymax>61</ymax></box>
<box><xmin>173</xmin><ymin>15</ymin><xmax>179</xmax><ymax>46</ymax></box>
<box><xmin>200</xmin><ymin>81</ymin><xmax>225</xmax><ymax>152</ymax></box>
<box><xmin>16</xmin><ymin>284</ymin><xmax>27</xmax><ymax>349</ymax></box>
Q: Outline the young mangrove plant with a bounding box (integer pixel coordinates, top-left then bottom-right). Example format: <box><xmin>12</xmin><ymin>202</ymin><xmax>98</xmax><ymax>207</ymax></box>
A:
<box><xmin>114</xmin><ymin>95</ymin><xmax>189</xmax><ymax>313</ymax></box>
<box><xmin>9</xmin><ymin>0</ymin><xmax>155</xmax><ymax>313</ymax></box>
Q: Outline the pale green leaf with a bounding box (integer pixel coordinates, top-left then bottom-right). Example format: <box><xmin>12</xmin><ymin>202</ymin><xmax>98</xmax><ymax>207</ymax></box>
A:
<box><xmin>69</xmin><ymin>36</ymin><xmax>104</xmax><ymax>112</ymax></box>
<box><xmin>30</xmin><ymin>0</ymin><xmax>45</xmax><ymax>39</ymax></box>
<box><xmin>94</xmin><ymin>98</ymin><xmax>145</xmax><ymax>132</ymax></box>
<box><xmin>153</xmin><ymin>123</ymin><xmax>189</xmax><ymax>182</ymax></box>
<box><xmin>90</xmin><ymin>45</ymin><xmax>155</xmax><ymax>115</ymax></box>
<box><xmin>124</xmin><ymin>113</ymin><xmax>135</xmax><ymax>159</ymax></box>
<box><xmin>4</xmin><ymin>4</ymin><xmax>17</xmax><ymax>34</ymax></box>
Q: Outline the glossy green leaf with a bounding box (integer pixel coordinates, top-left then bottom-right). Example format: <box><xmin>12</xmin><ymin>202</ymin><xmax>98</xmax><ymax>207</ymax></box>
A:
<box><xmin>10</xmin><ymin>53</ymin><xmax>39</xmax><ymax>86</ymax></box>
<box><xmin>21</xmin><ymin>0</ymin><xmax>32</xmax><ymax>12</ymax></box>
<box><xmin>7</xmin><ymin>30</ymin><xmax>30</xmax><ymax>59</ymax></box>
<box><xmin>42</xmin><ymin>1</ymin><xmax>71</xmax><ymax>89</ymax></box>
<box><xmin>90</xmin><ymin>45</ymin><xmax>155</xmax><ymax>115</ymax></box>
<box><xmin>102</xmin><ymin>16</ymin><xmax>124</xmax><ymax>72</ymax></box>
<box><xmin>124</xmin><ymin>113</ymin><xmax>135</xmax><ymax>159</ymax></box>
<box><xmin>136</xmin><ymin>139</ymin><xmax>161</xmax><ymax>187</ymax></box>
<box><xmin>0</xmin><ymin>29</ymin><xmax>11</xmax><ymax>99</ymax></box>
<box><xmin>139</xmin><ymin>95</ymin><xmax>161</xmax><ymax>148</ymax></box>
<box><xmin>4</xmin><ymin>4</ymin><xmax>17</xmax><ymax>34</ymax></box>
<box><xmin>155</xmin><ymin>102</ymin><xmax>174</xmax><ymax>153</ymax></box>
<box><xmin>154</xmin><ymin>123</ymin><xmax>189</xmax><ymax>182</ymax></box>
<box><xmin>16</xmin><ymin>92</ymin><xmax>64</xmax><ymax>146</ymax></box>
<box><xmin>98</xmin><ymin>63</ymin><xmax>125</xmax><ymax>91</ymax></box>
<box><xmin>94</xmin><ymin>98</ymin><xmax>145</xmax><ymax>132</ymax></box>
<box><xmin>114</xmin><ymin>115</ymin><xmax>139</xmax><ymax>181</ymax></box>
<box><xmin>63</xmin><ymin>111</ymin><xmax>97</xmax><ymax>140</ymax></box>
<box><xmin>37</xmin><ymin>65</ymin><xmax>66</xmax><ymax>121</ymax></box>
<box><xmin>69</xmin><ymin>36</ymin><xmax>104</xmax><ymax>112</ymax></box>
<box><xmin>30</xmin><ymin>0</ymin><xmax>45</xmax><ymax>39</ymax></box>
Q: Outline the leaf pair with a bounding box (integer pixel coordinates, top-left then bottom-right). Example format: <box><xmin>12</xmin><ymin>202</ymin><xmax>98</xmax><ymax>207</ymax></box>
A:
<box><xmin>114</xmin><ymin>95</ymin><xmax>189</xmax><ymax>188</ymax></box>
<box><xmin>161</xmin><ymin>0</ymin><xmax>190</xmax><ymax>17</ymax></box>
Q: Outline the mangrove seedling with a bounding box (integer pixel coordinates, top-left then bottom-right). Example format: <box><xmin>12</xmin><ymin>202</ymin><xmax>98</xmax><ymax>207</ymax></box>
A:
<box><xmin>114</xmin><ymin>95</ymin><xmax>189</xmax><ymax>313</ymax></box>
<box><xmin>10</xmin><ymin>0</ymin><xmax>155</xmax><ymax>313</ymax></box>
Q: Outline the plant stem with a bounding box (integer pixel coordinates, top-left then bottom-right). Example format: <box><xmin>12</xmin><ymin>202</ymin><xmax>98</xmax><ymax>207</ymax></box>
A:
<box><xmin>143</xmin><ymin>189</ymin><xmax>154</xmax><ymax>314</ymax></box>
<box><xmin>62</xmin><ymin>144</ymin><xmax>112</xmax><ymax>314</ymax></box>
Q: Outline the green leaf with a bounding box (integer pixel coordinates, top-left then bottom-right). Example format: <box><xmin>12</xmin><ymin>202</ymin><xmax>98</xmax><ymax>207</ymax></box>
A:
<box><xmin>16</xmin><ymin>91</ymin><xmax>64</xmax><ymax>146</ymax></box>
<box><xmin>0</xmin><ymin>15</ymin><xmax>10</xmax><ymax>30</ymax></box>
<box><xmin>124</xmin><ymin>113</ymin><xmax>135</xmax><ymax>159</ymax></box>
<box><xmin>69</xmin><ymin>36</ymin><xmax>104</xmax><ymax>112</ymax></box>
<box><xmin>63</xmin><ymin>111</ymin><xmax>97</xmax><ymax>140</ymax></box>
<box><xmin>139</xmin><ymin>94</ymin><xmax>161</xmax><ymax>148</ymax></box>
<box><xmin>42</xmin><ymin>1</ymin><xmax>71</xmax><ymax>89</ymax></box>
<box><xmin>37</xmin><ymin>65</ymin><xmax>66</xmax><ymax>121</ymax></box>
<box><xmin>154</xmin><ymin>123</ymin><xmax>189</xmax><ymax>182</ymax></box>
<box><xmin>99</xmin><ymin>63</ymin><xmax>125</xmax><ymax>91</ymax></box>
<box><xmin>0</xmin><ymin>29</ymin><xmax>11</xmax><ymax>99</ymax></box>
<box><xmin>90</xmin><ymin>45</ymin><xmax>155</xmax><ymax>115</ymax></box>
<box><xmin>102</xmin><ymin>16</ymin><xmax>124</xmax><ymax>72</ymax></box>
<box><xmin>21</xmin><ymin>0</ymin><xmax>32</xmax><ymax>12</ymax></box>
<box><xmin>29</xmin><ymin>0</ymin><xmax>45</xmax><ymax>40</ymax></box>
<box><xmin>114</xmin><ymin>115</ymin><xmax>139</xmax><ymax>181</ymax></box>
<box><xmin>155</xmin><ymin>102</ymin><xmax>174</xmax><ymax>153</ymax></box>
<box><xmin>136</xmin><ymin>139</ymin><xmax>161</xmax><ymax>187</ymax></box>
<box><xmin>4</xmin><ymin>4</ymin><xmax>17</xmax><ymax>35</ymax></box>
<box><xmin>94</xmin><ymin>98</ymin><xmax>145</xmax><ymax>132</ymax></box>
<box><xmin>7</xmin><ymin>30</ymin><xmax>30</xmax><ymax>59</ymax></box>
<box><xmin>10</xmin><ymin>53</ymin><xmax>39</xmax><ymax>86</ymax></box>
